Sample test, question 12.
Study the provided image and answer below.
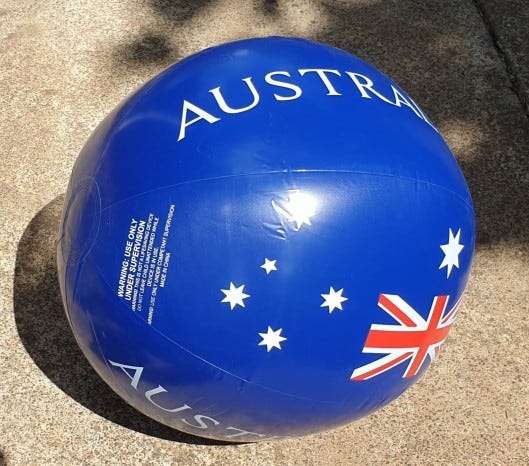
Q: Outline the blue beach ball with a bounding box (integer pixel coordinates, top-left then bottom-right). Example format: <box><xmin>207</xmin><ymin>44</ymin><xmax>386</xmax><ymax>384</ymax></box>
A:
<box><xmin>57</xmin><ymin>37</ymin><xmax>475</xmax><ymax>442</ymax></box>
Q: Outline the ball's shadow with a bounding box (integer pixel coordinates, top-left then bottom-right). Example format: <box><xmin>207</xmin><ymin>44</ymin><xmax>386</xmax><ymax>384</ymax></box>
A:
<box><xmin>13</xmin><ymin>196</ymin><xmax>232</xmax><ymax>446</ymax></box>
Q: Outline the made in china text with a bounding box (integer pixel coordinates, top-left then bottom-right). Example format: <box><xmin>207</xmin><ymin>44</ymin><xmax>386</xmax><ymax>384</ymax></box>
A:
<box><xmin>177</xmin><ymin>68</ymin><xmax>437</xmax><ymax>141</ymax></box>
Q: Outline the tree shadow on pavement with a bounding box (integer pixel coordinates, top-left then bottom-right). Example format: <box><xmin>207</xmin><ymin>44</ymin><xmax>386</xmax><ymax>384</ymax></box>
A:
<box><xmin>113</xmin><ymin>0</ymin><xmax>217</xmax><ymax>67</ymax></box>
<box><xmin>120</xmin><ymin>33</ymin><xmax>174</xmax><ymax>65</ymax></box>
<box><xmin>150</xmin><ymin>0</ymin><xmax>216</xmax><ymax>21</ymax></box>
<box><xmin>13</xmin><ymin>197</ymin><xmax>232</xmax><ymax>446</ymax></box>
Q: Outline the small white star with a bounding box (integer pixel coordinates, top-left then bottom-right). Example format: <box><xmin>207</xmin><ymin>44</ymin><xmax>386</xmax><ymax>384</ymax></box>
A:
<box><xmin>272</xmin><ymin>191</ymin><xmax>317</xmax><ymax>230</ymax></box>
<box><xmin>258</xmin><ymin>326</ymin><xmax>287</xmax><ymax>352</ymax></box>
<box><xmin>220</xmin><ymin>282</ymin><xmax>250</xmax><ymax>310</ymax></box>
<box><xmin>321</xmin><ymin>287</ymin><xmax>348</xmax><ymax>313</ymax></box>
<box><xmin>260</xmin><ymin>258</ymin><xmax>278</xmax><ymax>275</ymax></box>
<box><xmin>439</xmin><ymin>228</ymin><xmax>464</xmax><ymax>278</ymax></box>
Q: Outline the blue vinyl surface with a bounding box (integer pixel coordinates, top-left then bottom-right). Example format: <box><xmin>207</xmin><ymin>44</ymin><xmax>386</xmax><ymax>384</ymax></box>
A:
<box><xmin>58</xmin><ymin>37</ymin><xmax>475</xmax><ymax>442</ymax></box>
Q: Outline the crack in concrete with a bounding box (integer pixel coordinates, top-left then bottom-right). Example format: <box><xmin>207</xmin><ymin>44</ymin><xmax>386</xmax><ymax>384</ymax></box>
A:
<box><xmin>471</xmin><ymin>0</ymin><xmax>529</xmax><ymax>117</ymax></box>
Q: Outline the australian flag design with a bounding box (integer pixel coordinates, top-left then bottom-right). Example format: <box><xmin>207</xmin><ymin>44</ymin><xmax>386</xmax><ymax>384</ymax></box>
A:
<box><xmin>211</xmin><ymin>183</ymin><xmax>470</xmax><ymax>382</ymax></box>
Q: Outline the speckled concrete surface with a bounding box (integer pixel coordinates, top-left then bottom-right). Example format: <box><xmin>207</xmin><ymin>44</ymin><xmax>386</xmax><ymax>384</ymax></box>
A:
<box><xmin>1</xmin><ymin>1</ymin><xmax>529</xmax><ymax>465</ymax></box>
<box><xmin>475</xmin><ymin>0</ymin><xmax>529</xmax><ymax>114</ymax></box>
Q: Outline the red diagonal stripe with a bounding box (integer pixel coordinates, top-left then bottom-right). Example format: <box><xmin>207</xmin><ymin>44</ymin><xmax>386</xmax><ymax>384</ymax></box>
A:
<box><xmin>441</xmin><ymin>295</ymin><xmax>462</xmax><ymax>325</ymax></box>
<box><xmin>429</xmin><ymin>295</ymin><xmax>448</xmax><ymax>326</ymax></box>
<box><xmin>351</xmin><ymin>351</ymin><xmax>414</xmax><ymax>381</ymax></box>
<box><xmin>406</xmin><ymin>346</ymin><xmax>429</xmax><ymax>377</ymax></box>
<box><xmin>378</xmin><ymin>294</ymin><xmax>417</xmax><ymax>327</ymax></box>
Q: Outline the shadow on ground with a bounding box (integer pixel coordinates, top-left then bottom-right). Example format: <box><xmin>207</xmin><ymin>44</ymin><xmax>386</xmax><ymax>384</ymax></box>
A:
<box><xmin>13</xmin><ymin>196</ymin><xmax>232</xmax><ymax>446</ymax></box>
<box><xmin>113</xmin><ymin>0</ymin><xmax>279</xmax><ymax>68</ymax></box>
<box><xmin>120</xmin><ymin>33</ymin><xmax>174</xmax><ymax>65</ymax></box>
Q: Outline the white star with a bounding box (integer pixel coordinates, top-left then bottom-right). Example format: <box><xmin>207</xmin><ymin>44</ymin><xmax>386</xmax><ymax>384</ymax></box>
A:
<box><xmin>439</xmin><ymin>228</ymin><xmax>464</xmax><ymax>278</ymax></box>
<box><xmin>260</xmin><ymin>258</ymin><xmax>278</xmax><ymax>275</ymax></box>
<box><xmin>258</xmin><ymin>326</ymin><xmax>287</xmax><ymax>352</ymax></box>
<box><xmin>321</xmin><ymin>287</ymin><xmax>348</xmax><ymax>313</ymax></box>
<box><xmin>272</xmin><ymin>191</ymin><xmax>317</xmax><ymax>230</ymax></box>
<box><xmin>220</xmin><ymin>282</ymin><xmax>250</xmax><ymax>310</ymax></box>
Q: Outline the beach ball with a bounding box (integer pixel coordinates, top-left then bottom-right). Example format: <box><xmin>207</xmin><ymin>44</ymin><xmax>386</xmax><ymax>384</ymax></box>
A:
<box><xmin>57</xmin><ymin>37</ymin><xmax>475</xmax><ymax>442</ymax></box>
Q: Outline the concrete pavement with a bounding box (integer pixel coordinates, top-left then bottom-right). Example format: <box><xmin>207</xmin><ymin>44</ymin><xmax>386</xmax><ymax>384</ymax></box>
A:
<box><xmin>1</xmin><ymin>1</ymin><xmax>528</xmax><ymax>464</ymax></box>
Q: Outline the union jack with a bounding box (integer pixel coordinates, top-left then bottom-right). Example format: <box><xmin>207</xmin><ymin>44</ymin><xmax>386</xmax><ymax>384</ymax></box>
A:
<box><xmin>351</xmin><ymin>293</ymin><xmax>463</xmax><ymax>381</ymax></box>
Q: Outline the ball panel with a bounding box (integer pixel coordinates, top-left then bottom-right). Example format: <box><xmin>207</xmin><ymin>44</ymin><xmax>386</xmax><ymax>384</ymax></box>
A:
<box><xmin>59</xmin><ymin>177</ymin><xmax>101</xmax><ymax>266</ymax></box>
<box><xmin>71</xmin><ymin>37</ymin><xmax>469</xmax><ymax>213</ymax></box>
<box><xmin>61</xmin><ymin>169</ymin><xmax>473</xmax><ymax>428</ymax></box>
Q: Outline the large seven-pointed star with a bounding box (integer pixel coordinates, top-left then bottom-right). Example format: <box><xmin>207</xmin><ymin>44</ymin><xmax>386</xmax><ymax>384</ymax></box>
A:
<box><xmin>321</xmin><ymin>287</ymin><xmax>348</xmax><ymax>313</ymax></box>
<box><xmin>221</xmin><ymin>282</ymin><xmax>250</xmax><ymax>310</ymax></box>
<box><xmin>272</xmin><ymin>191</ymin><xmax>317</xmax><ymax>230</ymax></box>
<box><xmin>439</xmin><ymin>228</ymin><xmax>464</xmax><ymax>278</ymax></box>
<box><xmin>258</xmin><ymin>326</ymin><xmax>287</xmax><ymax>352</ymax></box>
